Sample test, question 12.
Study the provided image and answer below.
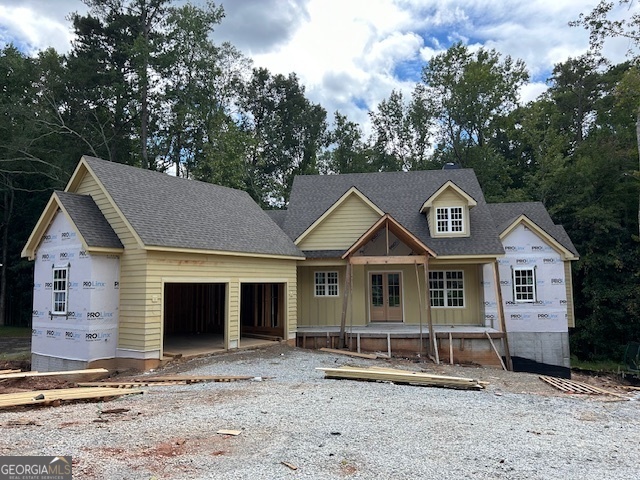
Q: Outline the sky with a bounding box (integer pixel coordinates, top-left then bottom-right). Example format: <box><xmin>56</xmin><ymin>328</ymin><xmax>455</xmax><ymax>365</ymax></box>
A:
<box><xmin>0</xmin><ymin>0</ymin><xmax>636</xmax><ymax>133</ymax></box>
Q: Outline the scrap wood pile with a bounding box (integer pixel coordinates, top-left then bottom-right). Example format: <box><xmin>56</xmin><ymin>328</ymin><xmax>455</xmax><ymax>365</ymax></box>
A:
<box><xmin>317</xmin><ymin>365</ymin><xmax>487</xmax><ymax>390</ymax></box>
<box><xmin>79</xmin><ymin>374</ymin><xmax>258</xmax><ymax>388</ymax></box>
<box><xmin>539</xmin><ymin>375</ymin><xmax>630</xmax><ymax>399</ymax></box>
<box><xmin>0</xmin><ymin>369</ymin><xmax>264</xmax><ymax>410</ymax></box>
<box><xmin>0</xmin><ymin>368</ymin><xmax>142</xmax><ymax>409</ymax></box>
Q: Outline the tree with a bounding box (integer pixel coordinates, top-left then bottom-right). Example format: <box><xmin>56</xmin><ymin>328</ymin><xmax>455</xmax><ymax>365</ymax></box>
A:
<box><xmin>156</xmin><ymin>1</ymin><xmax>249</xmax><ymax>178</ymax></box>
<box><xmin>240</xmin><ymin>68</ymin><xmax>327</xmax><ymax>205</ymax></box>
<box><xmin>417</xmin><ymin>42</ymin><xmax>528</xmax><ymax>171</ymax></box>
<box><xmin>322</xmin><ymin>112</ymin><xmax>373</xmax><ymax>174</ymax></box>
<box><xmin>368</xmin><ymin>90</ymin><xmax>434</xmax><ymax>171</ymax></box>
<box><xmin>572</xmin><ymin>0</ymin><xmax>640</xmax><ymax>237</ymax></box>
<box><xmin>0</xmin><ymin>46</ymin><xmax>68</xmax><ymax>326</ymax></box>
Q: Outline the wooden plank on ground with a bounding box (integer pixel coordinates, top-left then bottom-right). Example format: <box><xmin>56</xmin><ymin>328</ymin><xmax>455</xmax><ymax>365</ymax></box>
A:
<box><xmin>79</xmin><ymin>374</ymin><xmax>255</xmax><ymax>388</ymax></box>
<box><xmin>539</xmin><ymin>375</ymin><xmax>629</xmax><ymax>398</ymax></box>
<box><xmin>217</xmin><ymin>429</ymin><xmax>242</xmax><ymax>436</ymax></box>
<box><xmin>0</xmin><ymin>387</ymin><xmax>143</xmax><ymax>409</ymax></box>
<box><xmin>317</xmin><ymin>366</ymin><xmax>485</xmax><ymax>390</ymax></box>
<box><xmin>0</xmin><ymin>368</ymin><xmax>109</xmax><ymax>382</ymax></box>
<box><xmin>0</xmin><ymin>369</ymin><xmax>22</xmax><ymax>375</ymax></box>
<box><xmin>319</xmin><ymin>348</ymin><xmax>379</xmax><ymax>360</ymax></box>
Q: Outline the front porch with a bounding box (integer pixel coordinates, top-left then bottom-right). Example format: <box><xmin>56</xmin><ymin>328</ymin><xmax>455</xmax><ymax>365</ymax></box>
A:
<box><xmin>296</xmin><ymin>324</ymin><xmax>507</xmax><ymax>367</ymax></box>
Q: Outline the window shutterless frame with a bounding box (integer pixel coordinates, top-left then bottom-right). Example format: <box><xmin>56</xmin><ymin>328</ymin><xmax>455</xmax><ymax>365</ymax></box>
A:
<box><xmin>512</xmin><ymin>266</ymin><xmax>536</xmax><ymax>303</ymax></box>
<box><xmin>314</xmin><ymin>271</ymin><xmax>339</xmax><ymax>297</ymax></box>
<box><xmin>428</xmin><ymin>270</ymin><xmax>464</xmax><ymax>308</ymax></box>
<box><xmin>51</xmin><ymin>264</ymin><xmax>70</xmax><ymax>315</ymax></box>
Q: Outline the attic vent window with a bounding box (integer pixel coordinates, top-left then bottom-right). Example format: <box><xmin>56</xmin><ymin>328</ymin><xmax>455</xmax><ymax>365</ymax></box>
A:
<box><xmin>436</xmin><ymin>207</ymin><xmax>463</xmax><ymax>233</ymax></box>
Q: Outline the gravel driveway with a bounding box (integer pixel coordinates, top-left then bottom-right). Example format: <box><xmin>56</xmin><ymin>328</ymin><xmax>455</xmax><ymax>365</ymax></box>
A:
<box><xmin>1</xmin><ymin>345</ymin><xmax>638</xmax><ymax>479</ymax></box>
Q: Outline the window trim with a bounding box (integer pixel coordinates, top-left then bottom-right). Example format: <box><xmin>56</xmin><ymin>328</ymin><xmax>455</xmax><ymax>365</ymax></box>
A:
<box><xmin>428</xmin><ymin>270</ymin><xmax>465</xmax><ymax>308</ymax></box>
<box><xmin>314</xmin><ymin>271</ymin><xmax>339</xmax><ymax>297</ymax></box>
<box><xmin>435</xmin><ymin>206</ymin><xmax>465</xmax><ymax>234</ymax></box>
<box><xmin>513</xmin><ymin>267</ymin><xmax>537</xmax><ymax>303</ymax></box>
<box><xmin>51</xmin><ymin>264</ymin><xmax>69</xmax><ymax>315</ymax></box>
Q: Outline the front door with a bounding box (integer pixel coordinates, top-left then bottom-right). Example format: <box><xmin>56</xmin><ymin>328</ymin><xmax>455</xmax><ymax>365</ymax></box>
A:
<box><xmin>369</xmin><ymin>272</ymin><xmax>403</xmax><ymax>322</ymax></box>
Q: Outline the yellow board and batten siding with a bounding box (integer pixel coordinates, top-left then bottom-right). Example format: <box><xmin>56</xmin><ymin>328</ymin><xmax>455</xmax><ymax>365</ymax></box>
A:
<box><xmin>297</xmin><ymin>193</ymin><xmax>382</xmax><ymax>251</ymax></box>
<box><xmin>298</xmin><ymin>263</ymin><xmax>483</xmax><ymax>327</ymax></box>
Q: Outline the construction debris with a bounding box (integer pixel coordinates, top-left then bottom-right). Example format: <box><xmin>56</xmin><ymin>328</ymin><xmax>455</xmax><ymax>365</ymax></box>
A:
<box><xmin>319</xmin><ymin>348</ymin><xmax>383</xmax><ymax>360</ymax></box>
<box><xmin>0</xmin><ymin>368</ymin><xmax>110</xmax><ymax>382</ymax></box>
<box><xmin>217</xmin><ymin>429</ymin><xmax>242</xmax><ymax>436</ymax></box>
<box><xmin>317</xmin><ymin>365</ymin><xmax>487</xmax><ymax>390</ymax></box>
<box><xmin>0</xmin><ymin>369</ymin><xmax>22</xmax><ymax>375</ymax></box>
<box><xmin>281</xmin><ymin>462</ymin><xmax>298</xmax><ymax>471</ymax></box>
<box><xmin>78</xmin><ymin>374</ymin><xmax>255</xmax><ymax>388</ymax></box>
<box><xmin>539</xmin><ymin>375</ymin><xmax>629</xmax><ymax>399</ymax></box>
<box><xmin>0</xmin><ymin>387</ymin><xmax>143</xmax><ymax>409</ymax></box>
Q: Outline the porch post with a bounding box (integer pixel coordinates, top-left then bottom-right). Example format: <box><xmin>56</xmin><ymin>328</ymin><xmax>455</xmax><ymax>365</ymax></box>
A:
<box><xmin>423</xmin><ymin>257</ymin><xmax>438</xmax><ymax>363</ymax></box>
<box><xmin>339</xmin><ymin>260</ymin><xmax>352</xmax><ymax>348</ymax></box>
<box><xmin>492</xmin><ymin>260</ymin><xmax>513</xmax><ymax>371</ymax></box>
<box><xmin>414</xmin><ymin>261</ymin><xmax>424</xmax><ymax>357</ymax></box>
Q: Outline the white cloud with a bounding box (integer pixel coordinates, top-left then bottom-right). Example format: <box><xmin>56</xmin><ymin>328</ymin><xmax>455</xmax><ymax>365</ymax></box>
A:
<box><xmin>2</xmin><ymin>0</ymin><xmax>638</xmax><ymax>137</ymax></box>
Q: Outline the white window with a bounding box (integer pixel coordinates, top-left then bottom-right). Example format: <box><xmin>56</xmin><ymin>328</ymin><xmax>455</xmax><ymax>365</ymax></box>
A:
<box><xmin>436</xmin><ymin>206</ymin><xmax>464</xmax><ymax>233</ymax></box>
<box><xmin>315</xmin><ymin>271</ymin><xmax>339</xmax><ymax>297</ymax></box>
<box><xmin>52</xmin><ymin>266</ymin><xmax>69</xmax><ymax>314</ymax></box>
<box><xmin>429</xmin><ymin>271</ymin><xmax>464</xmax><ymax>307</ymax></box>
<box><xmin>513</xmin><ymin>268</ymin><xmax>536</xmax><ymax>302</ymax></box>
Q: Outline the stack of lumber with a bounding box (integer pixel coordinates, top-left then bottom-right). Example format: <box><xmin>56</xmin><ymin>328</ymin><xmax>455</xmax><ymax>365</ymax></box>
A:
<box><xmin>0</xmin><ymin>368</ymin><xmax>110</xmax><ymax>382</ymax></box>
<box><xmin>0</xmin><ymin>387</ymin><xmax>143</xmax><ymax>409</ymax></box>
<box><xmin>79</xmin><ymin>374</ymin><xmax>255</xmax><ymax>388</ymax></box>
<box><xmin>0</xmin><ymin>368</ymin><xmax>142</xmax><ymax>409</ymax></box>
<box><xmin>539</xmin><ymin>375</ymin><xmax>628</xmax><ymax>399</ymax></box>
<box><xmin>317</xmin><ymin>365</ymin><xmax>487</xmax><ymax>390</ymax></box>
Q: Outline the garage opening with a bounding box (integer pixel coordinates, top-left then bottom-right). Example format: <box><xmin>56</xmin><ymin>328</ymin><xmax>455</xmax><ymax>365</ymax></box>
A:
<box><xmin>163</xmin><ymin>283</ymin><xmax>226</xmax><ymax>356</ymax></box>
<box><xmin>241</xmin><ymin>283</ymin><xmax>285</xmax><ymax>340</ymax></box>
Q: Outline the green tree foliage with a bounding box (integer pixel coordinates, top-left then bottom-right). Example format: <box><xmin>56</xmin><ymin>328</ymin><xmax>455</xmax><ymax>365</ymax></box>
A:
<box><xmin>0</xmin><ymin>46</ymin><xmax>70</xmax><ymax>325</ymax></box>
<box><xmin>240</xmin><ymin>68</ymin><xmax>327</xmax><ymax>205</ymax></box>
<box><xmin>322</xmin><ymin>112</ymin><xmax>373</xmax><ymax>174</ymax></box>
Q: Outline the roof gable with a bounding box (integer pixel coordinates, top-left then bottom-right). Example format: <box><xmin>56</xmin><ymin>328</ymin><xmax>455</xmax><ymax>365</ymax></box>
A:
<box><xmin>295</xmin><ymin>187</ymin><xmax>384</xmax><ymax>247</ymax></box>
<box><xmin>499</xmin><ymin>214</ymin><xmax>578</xmax><ymax>260</ymax></box>
<box><xmin>284</xmin><ymin>170</ymin><xmax>504</xmax><ymax>257</ymax></box>
<box><xmin>22</xmin><ymin>191</ymin><xmax>123</xmax><ymax>260</ymax></box>
<box><xmin>488</xmin><ymin>202</ymin><xmax>578</xmax><ymax>259</ymax></box>
<box><xmin>419</xmin><ymin>180</ymin><xmax>477</xmax><ymax>213</ymax></box>
<box><xmin>74</xmin><ymin>156</ymin><xmax>303</xmax><ymax>258</ymax></box>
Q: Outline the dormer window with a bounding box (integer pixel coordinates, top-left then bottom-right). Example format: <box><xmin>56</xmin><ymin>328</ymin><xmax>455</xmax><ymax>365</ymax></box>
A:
<box><xmin>436</xmin><ymin>207</ymin><xmax>464</xmax><ymax>234</ymax></box>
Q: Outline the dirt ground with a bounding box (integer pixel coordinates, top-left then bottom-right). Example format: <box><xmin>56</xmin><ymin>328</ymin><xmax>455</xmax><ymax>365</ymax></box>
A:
<box><xmin>0</xmin><ymin>342</ymin><xmax>637</xmax><ymax>399</ymax></box>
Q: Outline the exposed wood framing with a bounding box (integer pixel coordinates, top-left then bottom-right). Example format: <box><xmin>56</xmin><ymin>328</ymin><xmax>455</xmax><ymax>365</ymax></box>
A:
<box><xmin>485</xmin><ymin>332</ymin><xmax>507</xmax><ymax>371</ymax></box>
<box><xmin>339</xmin><ymin>262</ymin><xmax>352</xmax><ymax>348</ymax></box>
<box><xmin>348</xmin><ymin>255</ymin><xmax>428</xmax><ymax>265</ymax></box>
<box><xmin>423</xmin><ymin>260</ymin><xmax>437</xmax><ymax>362</ymax></box>
<box><xmin>492</xmin><ymin>260</ymin><xmax>512</xmax><ymax>370</ymax></box>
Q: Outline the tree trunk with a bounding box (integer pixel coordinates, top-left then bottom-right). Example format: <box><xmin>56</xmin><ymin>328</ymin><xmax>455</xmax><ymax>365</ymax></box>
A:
<box><xmin>140</xmin><ymin>11</ymin><xmax>150</xmax><ymax>170</ymax></box>
<box><xmin>0</xmin><ymin>184</ymin><xmax>14</xmax><ymax>326</ymax></box>
<box><xmin>637</xmin><ymin>106</ymin><xmax>640</xmax><ymax>238</ymax></box>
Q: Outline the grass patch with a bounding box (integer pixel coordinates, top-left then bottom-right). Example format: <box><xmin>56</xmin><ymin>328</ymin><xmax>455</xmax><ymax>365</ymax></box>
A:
<box><xmin>571</xmin><ymin>356</ymin><xmax>622</xmax><ymax>373</ymax></box>
<box><xmin>0</xmin><ymin>351</ymin><xmax>31</xmax><ymax>362</ymax></box>
<box><xmin>0</xmin><ymin>326</ymin><xmax>31</xmax><ymax>338</ymax></box>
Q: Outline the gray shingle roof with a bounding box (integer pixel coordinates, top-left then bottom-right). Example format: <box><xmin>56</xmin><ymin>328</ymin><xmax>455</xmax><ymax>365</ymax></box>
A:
<box><xmin>488</xmin><ymin>202</ymin><xmax>578</xmax><ymax>256</ymax></box>
<box><xmin>282</xmin><ymin>170</ymin><xmax>505</xmax><ymax>256</ymax></box>
<box><xmin>55</xmin><ymin>191</ymin><xmax>124</xmax><ymax>249</ymax></box>
<box><xmin>81</xmin><ymin>156</ymin><xmax>303</xmax><ymax>258</ymax></box>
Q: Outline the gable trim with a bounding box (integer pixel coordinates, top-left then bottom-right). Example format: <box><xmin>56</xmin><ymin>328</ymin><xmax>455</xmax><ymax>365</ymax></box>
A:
<box><xmin>294</xmin><ymin>186</ymin><xmax>385</xmax><ymax>245</ymax></box>
<box><xmin>341</xmin><ymin>213</ymin><xmax>437</xmax><ymax>259</ymax></box>
<box><xmin>67</xmin><ymin>156</ymin><xmax>145</xmax><ymax>249</ymax></box>
<box><xmin>420</xmin><ymin>180</ymin><xmax>478</xmax><ymax>213</ymax></box>
<box><xmin>21</xmin><ymin>192</ymin><xmax>124</xmax><ymax>260</ymax></box>
<box><xmin>499</xmin><ymin>215</ymin><xmax>579</xmax><ymax>261</ymax></box>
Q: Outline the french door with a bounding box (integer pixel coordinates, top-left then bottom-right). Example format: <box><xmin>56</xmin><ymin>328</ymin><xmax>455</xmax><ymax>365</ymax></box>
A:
<box><xmin>369</xmin><ymin>272</ymin><xmax>403</xmax><ymax>322</ymax></box>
